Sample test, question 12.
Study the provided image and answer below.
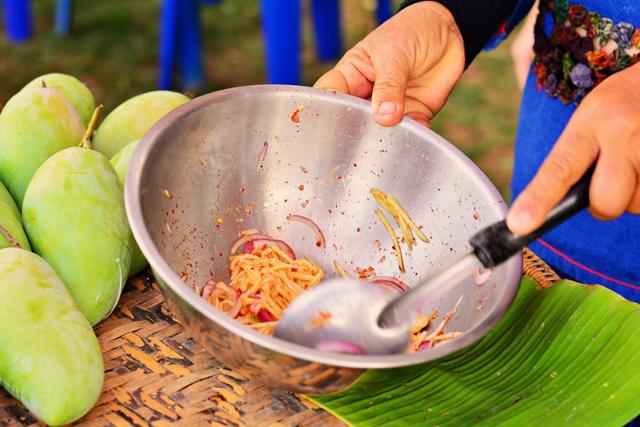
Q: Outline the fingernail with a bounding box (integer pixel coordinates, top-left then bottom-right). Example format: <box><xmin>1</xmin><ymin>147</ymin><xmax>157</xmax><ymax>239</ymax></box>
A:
<box><xmin>507</xmin><ymin>207</ymin><xmax>533</xmax><ymax>234</ymax></box>
<box><xmin>377</xmin><ymin>102</ymin><xmax>397</xmax><ymax>115</ymax></box>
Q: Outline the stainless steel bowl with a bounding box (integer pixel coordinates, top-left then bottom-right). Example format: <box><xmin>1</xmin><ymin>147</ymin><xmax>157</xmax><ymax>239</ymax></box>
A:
<box><xmin>125</xmin><ymin>85</ymin><xmax>522</xmax><ymax>394</ymax></box>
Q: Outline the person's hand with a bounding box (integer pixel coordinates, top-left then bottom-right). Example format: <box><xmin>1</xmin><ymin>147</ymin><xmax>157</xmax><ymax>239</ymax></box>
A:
<box><xmin>507</xmin><ymin>63</ymin><xmax>640</xmax><ymax>234</ymax></box>
<box><xmin>314</xmin><ymin>1</ymin><xmax>465</xmax><ymax>127</ymax></box>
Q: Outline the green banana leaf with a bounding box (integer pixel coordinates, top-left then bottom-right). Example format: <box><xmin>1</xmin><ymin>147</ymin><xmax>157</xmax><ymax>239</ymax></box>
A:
<box><xmin>309</xmin><ymin>278</ymin><xmax>640</xmax><ymax>426</ymax></box>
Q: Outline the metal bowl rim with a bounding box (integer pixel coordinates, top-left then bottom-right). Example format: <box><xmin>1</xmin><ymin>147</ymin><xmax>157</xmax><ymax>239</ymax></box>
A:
<box><xmin>125</xmin><ymin>84</ymin><xmax>522</xmax><ymax>369</ymax></box>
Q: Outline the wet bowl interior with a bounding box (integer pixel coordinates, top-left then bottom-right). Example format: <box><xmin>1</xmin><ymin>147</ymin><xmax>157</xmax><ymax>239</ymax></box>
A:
<box><xmin>125</xmin><ymin>85</ymin><xmax>522</xmax><ymax>392</ymax></box>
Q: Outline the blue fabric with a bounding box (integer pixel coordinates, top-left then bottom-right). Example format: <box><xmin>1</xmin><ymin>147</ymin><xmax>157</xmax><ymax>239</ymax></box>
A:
<box><xmin>512</xmin><ymin>0</ymin><xmax>640</xmax><ymax>303</ymax></box>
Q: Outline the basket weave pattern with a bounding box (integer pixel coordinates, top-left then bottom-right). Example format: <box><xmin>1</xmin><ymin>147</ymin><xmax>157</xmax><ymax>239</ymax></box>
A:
<box><xmin>0</xmin><ymin>249</ymin><xmax>556</xmax><ymax>426</ymax></box>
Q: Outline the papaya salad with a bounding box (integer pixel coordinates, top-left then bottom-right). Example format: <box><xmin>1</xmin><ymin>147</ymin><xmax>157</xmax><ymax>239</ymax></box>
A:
<box><xmin>200</xmin><ymin>188</ymin><xmax>492</xmax><ymax>354</ymax></box>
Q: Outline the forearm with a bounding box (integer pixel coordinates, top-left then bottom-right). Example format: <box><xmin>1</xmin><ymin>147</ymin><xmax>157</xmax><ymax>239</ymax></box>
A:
<box><xmin>400</xmin><ymin>0</ymin><xmax>520</xmax><ymax>66</ymax></box>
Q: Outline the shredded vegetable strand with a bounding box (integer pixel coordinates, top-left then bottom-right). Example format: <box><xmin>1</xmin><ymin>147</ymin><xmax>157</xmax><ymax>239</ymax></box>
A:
<box><xmin>371</xmin><ymin>188</ymin><xmax>430</xmax><ymax>244</ymax></box>
<box><xmin>371</xmin><ymin>189</ymin><xmax>415</xmax><ymax>249</ymax></box>
<box><xmin>333</xmin><ymin>260</ymin><xmax>350</xmax><ymax>278</ymax></box>
<box><xmin>401</xmin><ymin>209</ymin><xmax>430</xmax><ymax>243</ymax></box>
<box><xmin>206</xmin><ymin>243</ymin><xmax>324</xmax><ymax>334</ymax></box>
<box><xmin>374</xmin><ymin>208</ymin><xmax>405</xmax><ymax>273</ymax></box>
<box><xmin>426</xmin><ymin>296</ymin><xmax>463</xmax><ymax>348</ymax></box>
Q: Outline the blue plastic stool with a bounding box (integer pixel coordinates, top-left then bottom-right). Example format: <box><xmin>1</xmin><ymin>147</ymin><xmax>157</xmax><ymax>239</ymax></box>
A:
<box><xmin>52</xmin><ymin>0</ymin><xmax>208</xmax><ymax>90</ymax></box>
<box><xmin>55</xmin><ymin>0</ymin><xmax>73</xmax><ymax>35</ymax></box>
<box><xmin>260</xmin><ymin>0</ymin><xmax>394</xmax><ymax>85</ymax></box>
<box><xmin>177</xmin><ymin>0</ymin><xmax>204</xmax><ymax>89</ymax></box>
<box><xmin>3</xmin><ymin>0</ymin><xmax>33</xmax><ymax>43</ymax></box>
<box><xmin>158</xmin><ymin>0</ymin><xmax>209</xmax><ymax>89</ymax></box>
<box><xmin>159</xmin><ymin>0</ymin><xmax>180</xmax><ymax>90</ymax></box>
<box><xmin>259</xmin><ymin>0</ymin><xmax>302</xmax><ymax>85</ymax></box>
<box><xmin>377</xmin><ymin>0</ymin><xmax>393</xmax><ymax>24</ymax></box>
<box><xmin>311</xmin><ymin>0</ymin><xmax>341</xmax><ymax>61</ymax></box>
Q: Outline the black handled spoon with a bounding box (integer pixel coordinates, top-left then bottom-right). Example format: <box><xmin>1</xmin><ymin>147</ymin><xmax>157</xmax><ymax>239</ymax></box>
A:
<box><xmin>274</xmin><ymin>168</ymin><xmax>594</xmax><ymax>355</ymax></box>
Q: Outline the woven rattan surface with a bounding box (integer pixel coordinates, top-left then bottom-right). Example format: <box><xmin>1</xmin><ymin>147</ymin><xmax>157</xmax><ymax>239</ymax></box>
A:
<box><xmin>0</xmin><ymin>249</ymin><xmax>557</xmax><ymax>426</ymax></box>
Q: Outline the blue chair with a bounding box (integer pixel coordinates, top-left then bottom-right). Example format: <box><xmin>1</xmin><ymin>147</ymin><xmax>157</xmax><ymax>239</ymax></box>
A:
<box><xmin>53</xmin><ymin>0</ymin><xmax>394</xmax><ymax>89</ymax></box>
<box><xmin>159</xmin><ymin>0</ymin><xmax>206</xmax><ymax>89</ymax></box>
<box><xmin>54</xmin><ymin>0</ymin><xmax>72</xmax><ymax>35</ymax></box>
<box><xmin>159</xmin><ymin>0</ymin><xmax>393</xmax><ymax>88</ymax></box>
<box><xmin>3</xmin><ymin>0</ymin><xmax>33</xmax><ymax>43</ymax></box>
<box><xmin>53</xmin><ymin>0</ymin><xmax>210</xmax><ymax>90</ymax></box>
<box><xmin>260</xmin><ymin>0</ymin><xmax>394</xmax><ymax>85</ymax></box>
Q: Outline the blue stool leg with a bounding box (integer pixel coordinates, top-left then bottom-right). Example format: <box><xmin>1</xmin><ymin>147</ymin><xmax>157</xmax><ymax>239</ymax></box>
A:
<box><xmin>4</xmin><ymin>0</ymin><xmax>33</xmax><ymax>43</ymax></box>
<box><xmin>178</xmin><ymin>0</ymin><xmax>204</xmax><ymax>89</ymax></box>
<box><xmin>159</xmin><ymin>0</ymin><xmax>180</xmax><ymax>89</ymax></box>
<box><xmin>54</xmin><ymin>0</ymin><xmax>73</xmax><ymax>35</ymax></box>
<box><xmin>376</xmin><ymin>0</ymin><xmax>393</xmax><ymax>24</ymax></box>
<box><xmin>310</xmin><ymin>0</ymin><xmax>342</xmax><ymax>61</ymax></box>
<box><xmin>259</xmin><ymin>0</ymin><xmax>301</xmax><ymax>85</ymax></box>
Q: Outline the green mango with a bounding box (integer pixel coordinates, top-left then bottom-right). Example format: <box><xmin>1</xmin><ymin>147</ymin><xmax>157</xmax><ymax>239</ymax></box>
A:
<box><xmin>22</xmin><ymin>73</ymin><xmax>96</xmax><ymax>126</ymax></box>
<box><xmin>93</xmin><ymin>91</ymin><xmax>190</xmax><ymax>158</ymax></box>
<box><xmin>110</xmin><ymin>139</ymin><xmax>147</xmax><ymax>276</ymax></box>
<box><xmin>0</xmin><ymin>87</ymin><xmax>85</xmax><ymax>206</ymax></box>
<box><xmin>0</xmin><ymin>248</ymin><xmax>103</xmax><ymax>426</ymax></box>
<box><xmin>22</xmin><ymin>147</ymin><xmax>132</xmax><ymax>325</ymax></box>
<box><xmin>0</xmin><ymin>181</ymin><xmax>30</xmax><ymax>250</ymax></box>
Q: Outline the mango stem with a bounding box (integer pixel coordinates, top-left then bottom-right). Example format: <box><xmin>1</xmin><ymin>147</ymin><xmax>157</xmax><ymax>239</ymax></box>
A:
<box><xmin>0</xmin><ymin>225</ymin><xmax>22</xmax><ymax>249</ymax></box>
<box><xmin>80</xmin><ymin>105</ymin><xmax>104</xmax><ymax>149</ymax></box>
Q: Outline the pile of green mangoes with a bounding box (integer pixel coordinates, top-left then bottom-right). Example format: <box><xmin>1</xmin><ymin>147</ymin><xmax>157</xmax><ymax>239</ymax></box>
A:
<box><xmin>0</xmin><ymin>73</ymin><xmax>190</xmax><ymax>425</ymax></box>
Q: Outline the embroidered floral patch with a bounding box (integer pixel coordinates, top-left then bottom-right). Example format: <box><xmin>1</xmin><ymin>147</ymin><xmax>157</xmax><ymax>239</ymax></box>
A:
<box><xmin>533</xmin><ymin>1</ymin><xmax>640</xmax><ymax>105</ymax></box>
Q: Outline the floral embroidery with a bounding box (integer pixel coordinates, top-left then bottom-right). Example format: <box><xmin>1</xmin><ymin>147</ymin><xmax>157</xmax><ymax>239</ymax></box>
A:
<box><xmin>633</xmin><ymin>29</ymin><xmax>640</xmax><ymax>49</ymax></box>
<box><xmin>596</xmin><ymin>18</ymin><xmax>614</xmax><ymax>46</ymax></box>
<box><xmin>534</xmin><ymin>2</ymin><xmax>640</xmax><ymax>105</ymax></box>
<box><xmin>612</xmin><ymin>22</ymin><xmax>636</xmax><ymax>49</ymax></box>
<box><xmin>570</xmin><ymin>63</ymin><xmax>593</xmax><ymax>88</ymax></box>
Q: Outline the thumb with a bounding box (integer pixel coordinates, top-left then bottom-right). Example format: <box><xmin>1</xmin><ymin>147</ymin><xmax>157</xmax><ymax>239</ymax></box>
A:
<box><xmin>506</xmin><ymin>127</ymin><xmax>598</xmax><ymax>235</ymax></box>
<box><xmin>371</xmin><ymin>61</ymin><xmax>409</xmax><ymax>127</ymax></box>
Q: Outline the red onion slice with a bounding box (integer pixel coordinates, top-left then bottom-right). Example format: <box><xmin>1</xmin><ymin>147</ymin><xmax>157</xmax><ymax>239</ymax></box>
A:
<box><xmin>418</xmin><ymin>341</ymin><xmax>432</xmax><ymax>351</ymax></box>
<box><xmin>287</xmin><ymin>214</ymin><xmax>326</xmax><ymax>249</ymax></box>
<box><xmin>257</xmin><ymin>308</ymin><xmax>276</xmax><ymax>322</ymax></box>
<box><xmin>244</xmin><ymin>238</ymin><xmax>296</xmax><ymax>259</ymax></box>
<box><xmin>256</xmin><ymin>141</ymin><xmax>268</xmax><ymax>170</ymax></box>
<box><xmin>473</xmin><ymin>267</ymin><xmax>493</xmax><ymax>287</ymax></box>
<box><xmin>368</xmin><ymin>276</ymin><xmax>410</xmax><ymax>293</ymax></box>
<box><xmin>201</xmin><ymin>280</ymin><xmax>216</xmax><ymax>300</ymax></box>
<box><xmin>230</xmin><ymin>234</ymin><xmax>274</xmax><ymax>255</ymax></box>
<box><xmin>315</xmin><ymin>340</ymin><xmax>363</xmax><ymax>355</ymax></box>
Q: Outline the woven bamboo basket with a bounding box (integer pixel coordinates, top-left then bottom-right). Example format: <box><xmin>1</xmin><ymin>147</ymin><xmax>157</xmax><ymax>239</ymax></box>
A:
<box><xmin>0</xmin><ymin>249</ymin><xmax>558</xmax><ymax>426</ymax></box>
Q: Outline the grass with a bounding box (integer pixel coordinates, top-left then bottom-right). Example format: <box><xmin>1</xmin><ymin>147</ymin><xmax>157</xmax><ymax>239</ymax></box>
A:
<box><xmin>0</xmin><ymin>0</ymin><xmax>520</xmax><ymax>196</ymax></box>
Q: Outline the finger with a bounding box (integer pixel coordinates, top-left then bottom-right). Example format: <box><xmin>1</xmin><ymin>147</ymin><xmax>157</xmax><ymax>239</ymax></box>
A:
<box><xmin>628</xmin><ymin>177</ymin><xmax>640</xmax><ymax>214</ymax></box>
<box><xmin>507</xmin><ymin>127</ymin><xmax>599</xmax><ymax>235</ymax></box>
<box><xmin>314</xmin><ymin>47</ymin><xmax>375</xmax><ymax>99</ymax></box>
<box><xmin>588</xmin><ymin>148</ymin><xmax>637</xmax><ymax>220</ymax></box>
<box><xmin>370</xmin><ymin>55</ymin><xmax>409</xmax><ymax>127</ymax></box>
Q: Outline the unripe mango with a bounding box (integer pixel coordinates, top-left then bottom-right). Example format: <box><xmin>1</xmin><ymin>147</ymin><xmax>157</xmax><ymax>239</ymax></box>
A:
<box><xmin>0</xmin><ymin>87</ymin><xmax>85</xmax><ymax>206</ymax></box>
<box><xmin>23</xmin><ymin>147</ymin><xmax>132</xmax><ymax>325</ymax></box>
<box><xmin>93</xmin><ymin>91</ymin><xmax>190</xmax><ymax>158</ymax></box>
<box><xmin>111</xmin><ymin>139</ymin><xmax>147</xmax><ymax>276</ymax></box>
<box><xmin>0</xmin><ymin>181</ymin><xmax>30</xmax><ymax>250</ymax></box>
<box><xmin>22</xmin><ymin>73</ymin><xmax>96</xmax><ymax>126</ymax></box>
<box><xmin>0</xmin><ymin>248</ymin><xmax>103</xmax><ymax>426</ymax></box>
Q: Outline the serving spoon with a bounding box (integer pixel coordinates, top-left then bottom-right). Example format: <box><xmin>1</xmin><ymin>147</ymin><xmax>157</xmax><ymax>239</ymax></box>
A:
<box><xmin>275</xmin><ymin>169</ymin><xmax>593</xmax><ymax>355</ymax></box>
